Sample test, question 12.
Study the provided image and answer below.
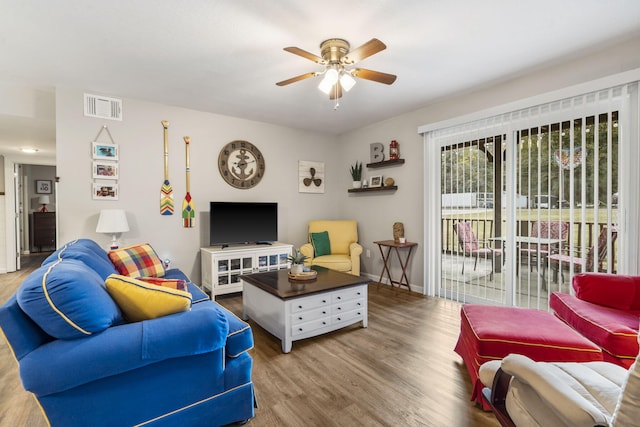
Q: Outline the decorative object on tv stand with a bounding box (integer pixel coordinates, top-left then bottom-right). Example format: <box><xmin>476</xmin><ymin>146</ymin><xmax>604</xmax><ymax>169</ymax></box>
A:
<box><xmin>393</xmin><ymin>222</ymin><xmax>404</xmax><ymax>243</ymax></box>
<box><xmin>182</xmin><ymin>137</ymin><xmax>195</xmax><ymax>228</ymax></box>
<box><xmin>287</xmin><ymin>248</ymin><xmax>309</xmax><ymax>275</ymax></box>
<box><xmin>96</xmin><ymin>209</ymin><xmax>130</xmax><ymax>250</ymax></box>
<box><xmin>370</xmin><ymin>142</ymin><xmax>385</xmax><ymax>162</ymax></box>
<box><xmin>160</xmin><ymin>120</ymin><xmax>174</xmax><ymax>216</ymax></box>
<box><xmin>38</xmin><ymin>195</ymin><xmax>50</xmax><ymax>212</ymax></box>
<box><xmin>389</xmin><ymin>140</ymin><xmax>399</xmax><ymax>160</ymax></box>
<box><xmin>349</xmin><ymin>161</ymin><xmax>363</xmax><ymax>188</ymax></box>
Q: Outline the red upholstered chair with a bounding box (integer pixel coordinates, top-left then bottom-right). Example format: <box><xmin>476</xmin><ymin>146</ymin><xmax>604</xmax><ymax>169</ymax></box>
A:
<box><xmin>550</xmin><ymin>272</ymin><xmax>640</xmax><ymax>367</ymax></box>
<box><xmin>454</xmin><ymin>221</ymin><xmax>501</xmax><ymax>280</ymax></box>
<box><xmin>544</xmin><ymin>226</ymin><xmax>617</xmax><ymax>283</ymax></box>
<box><xmin>519</xmin><ymin>220</ymin><xmax>569</xmax><ymax>271</ymax></box>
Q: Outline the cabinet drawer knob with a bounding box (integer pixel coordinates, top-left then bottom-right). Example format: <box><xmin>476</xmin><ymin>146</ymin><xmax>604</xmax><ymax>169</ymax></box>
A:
<box><xmin>298</xmin><ymin>328</ymin><xmax>303</xmax><ymax>332</ymax></box>
<box><xmin>322</xmin><ymin>300</ymin><xmax>327</xmax><ymax>303</ymax></box>
<box><xmin>337</xmin><ymin>317</ymin><xmax>341</xmax><ymax>321</ymax></box>
<box><xmin>322</xmin><ymin>321</ymin><xmax>326</xmax><ymax>325</ymax></box>
<box><xmin>322</xmin><ymin>311</ymin><xmax>327</xmax><ymax>314</ymax></box>
<box><xmin>298</xmin><ymin>316</ymin><xmax>303</xmax><ymax>320</ymax></box>
<box><xmin>337</xmin><ymin>307</ymin><xmax>341</xmax><ymax>310</ymax></box>
<box><xmin>298</xmin><ymin>305</ymin><xmax>302</xmax><ymax>309</ymax></box>
<box><xmin>337</xmin><ymin>296</ymin><xmax>341</xmax><ymax>300</ymax></box>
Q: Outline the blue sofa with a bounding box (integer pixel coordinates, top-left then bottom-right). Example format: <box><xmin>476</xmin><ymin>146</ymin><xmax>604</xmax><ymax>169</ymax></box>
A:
<box><xmin>0</xmin><ymin>239</ymin><xmax>255</xmax><ymax>427</ymax></box>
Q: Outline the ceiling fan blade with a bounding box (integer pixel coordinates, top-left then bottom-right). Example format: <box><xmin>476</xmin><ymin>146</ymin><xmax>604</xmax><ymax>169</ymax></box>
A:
<box><xmin>276</xmin><ymin>72</ymin><xmax>317</xmax><ymax>86</ymax></box>
<box><xmin>352</xmin><ymin>68</ymin><xmax>397</xmax><ymax>85</ymax></box>
<box><xmin>329</xmin><ymin>83</ymin><xmax>343</xmax><ymax>100</ymax></box>
<box><xmin>342</xmin><ymin>38</ymin><xmax>386</xmax><ymax>64</ymax></box>
<box><xmin>283</xmin><ymin>47</ymin><xmax>325</xmax><ymax>64</ymax></box>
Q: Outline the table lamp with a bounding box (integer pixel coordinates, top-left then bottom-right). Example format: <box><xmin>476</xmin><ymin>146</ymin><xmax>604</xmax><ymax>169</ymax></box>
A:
<box><xmin>38</xmin><ymin>195</ymin><xmax>50</xmax><ymax>212</ymax></box>
<box><xmin>96</xmin><ymin>209</ymin><xmax>130</xmax><ymax>249</ymax></box>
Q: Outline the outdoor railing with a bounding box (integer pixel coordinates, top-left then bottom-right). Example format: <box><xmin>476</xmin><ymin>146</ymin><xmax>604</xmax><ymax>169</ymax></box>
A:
<box><xmin>444</xmin><ymin>217</ymin><xmax>618</xmax><ymax>271</ymax></box>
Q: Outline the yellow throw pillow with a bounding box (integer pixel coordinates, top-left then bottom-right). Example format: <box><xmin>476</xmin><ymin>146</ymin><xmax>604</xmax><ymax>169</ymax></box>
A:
<box><xmin>105</xmin><ymin>274</ymin><xmax>191</xmax><ymax>322</ymax></box>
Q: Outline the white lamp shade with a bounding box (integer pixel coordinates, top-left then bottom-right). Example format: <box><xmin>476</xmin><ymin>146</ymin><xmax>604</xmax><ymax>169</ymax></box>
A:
<box><xmin>340</xmin><ymin>72</ymin><xmax>356</xmax><ymax>92</ymax></box>
<box><xmin>96</xmin><ymin>209</ymin><xmax>130</xmax><ymax>233</ymax></box>
<box><xmin>38</xmin><ymin>195</ymin><xmax>50</xmax><ymax>205</ymax></box>
<box><xmin>318</xmin><ymin>68</ymin><xmax>340</xmax><ymax>94</ymax></box>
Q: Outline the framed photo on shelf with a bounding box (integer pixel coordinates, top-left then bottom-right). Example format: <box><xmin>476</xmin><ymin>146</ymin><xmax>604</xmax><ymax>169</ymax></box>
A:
<box><xmin>92</xmin><ymin>161</ymin><xmax>118</xmax><ymax>179</ymax></box>
<box><xmin>93</xmin><ymin>183</ymin><xmax>119</xmax><ymax>200</ymax></box>
<box><xmin>92</xmin><ymin>142</ymin><xmax>119</xmax><ymax>160</ymax></box>
<box><xmin>369</xmin><ymin>175</ymin><xmax>383</xmax><ymax>188</ymax></box>
<box><xmin>35</xmin><ymin>180</ymin><xmax>52</xmax><ymax>194</ymax></box>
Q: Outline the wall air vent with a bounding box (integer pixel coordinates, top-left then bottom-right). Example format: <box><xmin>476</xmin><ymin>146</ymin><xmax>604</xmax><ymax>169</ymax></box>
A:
<box><xmin>84</xmin><ymin>93</ymin><xmax>123</xmax><ymax>121</ymax></box>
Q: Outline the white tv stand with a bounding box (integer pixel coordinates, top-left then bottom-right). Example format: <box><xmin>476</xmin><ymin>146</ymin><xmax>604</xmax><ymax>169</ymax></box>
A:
<box><xmin>201</xmin><ymin>243</ymin><xmax>293</xmax><ymax>299</ymax></box>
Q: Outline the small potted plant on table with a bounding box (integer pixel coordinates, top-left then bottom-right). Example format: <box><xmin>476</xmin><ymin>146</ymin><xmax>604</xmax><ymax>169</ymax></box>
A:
<box><xmin>287</xmin><ymin>249</ymin><xmax>309</xmax><ymax>275</ymax></box>
<box><xmin>350</xmin><ymin>161</ymin><xmax>363</xmax><ymax>188</ymax></box>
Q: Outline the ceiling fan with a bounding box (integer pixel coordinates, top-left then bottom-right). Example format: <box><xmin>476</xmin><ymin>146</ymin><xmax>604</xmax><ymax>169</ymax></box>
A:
<box><xmin>276</xmin><ymin>38</ymin><xmax>397</xmax><ymax>103</ymax></box>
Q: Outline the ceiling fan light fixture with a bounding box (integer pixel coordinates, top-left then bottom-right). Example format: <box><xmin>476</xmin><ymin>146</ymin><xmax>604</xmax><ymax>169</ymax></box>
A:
<box><xmin>340</xmin><ymin>71</ymin><xmax>356</xmax><ymax>92</ymax></box>
<box><xmin>318</xmin><ymin>68</ymin><xmax>339</xmax><ymax>94</ymax></box>
<box><xmin>279</xmin><ymin>37</ymin><xmax>396</xmax><ymax>103</ymax></box>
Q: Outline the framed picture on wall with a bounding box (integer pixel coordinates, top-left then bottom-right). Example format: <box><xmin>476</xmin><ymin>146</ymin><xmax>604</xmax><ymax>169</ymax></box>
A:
<box><xmin>92</xmin><ymin>161</ymin><xmax>118</xmax><ymax>179</ymax></box>
<box><xmin>35</xmin><ymin>180</ymin><xmax>52</xmax><ymax>194</ymax></box>
<box><xmin>92</xmin><ymin>142</ymin><xmax>119</xmax><ymax>160</ymax></box>
<box><xmin>93</xmin><ymin>183</ymin><xmax>119</xmax><ymax>200</ymax></box>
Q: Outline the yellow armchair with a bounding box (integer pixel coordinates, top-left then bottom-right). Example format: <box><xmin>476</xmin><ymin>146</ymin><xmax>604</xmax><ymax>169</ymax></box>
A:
<box><xmin>300</xmin><ymin>220</ymin><xmax>362</xmax><ymax>276</ymax></box>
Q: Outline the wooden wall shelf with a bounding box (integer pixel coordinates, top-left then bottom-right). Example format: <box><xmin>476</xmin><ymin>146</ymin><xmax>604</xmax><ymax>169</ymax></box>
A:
<box><xmin>366</xmin><ymin>159</ymin><xmax>405</xmax><ymax>168</ymax></box>
<box><xmin>348</xmin><ymin>185</ymin><xmax>398</xmax><ymax>193</ymax></box>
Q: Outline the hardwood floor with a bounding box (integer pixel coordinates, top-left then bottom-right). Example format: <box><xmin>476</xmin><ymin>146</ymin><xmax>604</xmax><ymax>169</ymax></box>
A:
<box><xmin>0</xmin><ymin>257</ymin><xmax>499</xmax><ymax>427</ymax></box>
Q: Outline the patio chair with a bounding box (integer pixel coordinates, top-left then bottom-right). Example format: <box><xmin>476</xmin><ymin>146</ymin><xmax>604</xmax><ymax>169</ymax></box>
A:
<box><xmin>454</xmin><ymin>221</ymin><xmax>500</xmax><ymax>280</ymax></box>
<box><xmin>544</xmin><ymin>226</ymin><xmax>618</xmax><ymax>283</ymax></box>
<box><xmin>519</xmin><ymin>220</ymin><xmax>569</xmax><ymax>271</ymax></box>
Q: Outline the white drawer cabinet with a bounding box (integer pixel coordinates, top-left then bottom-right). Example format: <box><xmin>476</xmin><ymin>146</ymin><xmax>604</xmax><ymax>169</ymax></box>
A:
<box><xmin>288</xmin><ymin>285</ymin><xmax>367</xmax><ymax>345</ymax></box>
<box><xmin>201</xmin><ymin>243</ymin><xmax>292</xmax><ymax>299</ymax></box>
<box><xmin>242</xmin><ymin>269</ymin><xmax>369</xmax><ymax>353</ymax></box>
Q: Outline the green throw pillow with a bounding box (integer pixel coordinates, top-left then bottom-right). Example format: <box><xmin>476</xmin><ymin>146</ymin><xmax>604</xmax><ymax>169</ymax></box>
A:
<box><xmin>310</xmin><ymin>231</ymin><xmax>331</xmax><ymax>256</ymax></box>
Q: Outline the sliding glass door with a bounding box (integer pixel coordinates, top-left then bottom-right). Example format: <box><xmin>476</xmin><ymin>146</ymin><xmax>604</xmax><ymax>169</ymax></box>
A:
<box><xmin>427</xmin><ymin>85</ymin><xmax>630</xmax><ymax>308</ymax></box>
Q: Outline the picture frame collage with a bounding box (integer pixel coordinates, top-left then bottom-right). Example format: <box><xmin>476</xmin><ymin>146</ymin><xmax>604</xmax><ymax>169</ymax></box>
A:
<box><xmin>91</xmin><ymin>128</ymin><xmax>119</xmax><ymax>200</ymax></box>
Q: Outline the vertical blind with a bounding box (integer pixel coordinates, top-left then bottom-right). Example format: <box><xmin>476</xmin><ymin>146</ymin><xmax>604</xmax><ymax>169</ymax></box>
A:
<box><xmin>423</xmin><ymin>83</ymin><xmax>635</xmax><ymax>308</ymax></box>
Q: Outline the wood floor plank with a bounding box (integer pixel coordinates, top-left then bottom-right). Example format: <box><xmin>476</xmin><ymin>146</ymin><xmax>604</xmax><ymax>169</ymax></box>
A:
<box><xmin>0</xmin><ymin>257</ymin><xmax>499</xmax><ymax>427</ymax></box>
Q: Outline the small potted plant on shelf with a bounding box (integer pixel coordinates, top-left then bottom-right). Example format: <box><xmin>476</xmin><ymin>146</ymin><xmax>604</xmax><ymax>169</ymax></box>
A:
<box><xmin>350</xmin><ymin>161</ymin><xmax>363</xmax><ymax>188</ymax></box>
<box><xmin>287</xmin><ymin>248</ymin><xmax>309</xmax><ymax>275</ymax></box>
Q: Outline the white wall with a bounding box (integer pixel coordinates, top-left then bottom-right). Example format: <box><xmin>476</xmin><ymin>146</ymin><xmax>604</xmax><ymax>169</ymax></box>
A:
<box><xmin>339</xmin><ymin>34</ymin><xmax>640</xmax><ymax>291</ymax></box>
<box><xmin>56</xmin><ymin>88</ymin><xmax>339</xmax><ymax>280</ymax></box>
<box><xmin>54</xmin><ymin>35</ymin><xmax>640</xmax><ymax>290</ymax></box>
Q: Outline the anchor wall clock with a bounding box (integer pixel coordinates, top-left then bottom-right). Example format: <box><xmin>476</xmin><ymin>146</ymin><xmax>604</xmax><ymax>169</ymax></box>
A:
<box><xmin>218</xmin><ymin>140</ymin><xmax>265</xmax><ymax>189</ymax></box>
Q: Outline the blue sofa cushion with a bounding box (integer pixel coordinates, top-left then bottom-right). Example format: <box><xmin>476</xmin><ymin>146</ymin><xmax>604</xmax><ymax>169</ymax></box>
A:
<box><xmin>217</xmin><ymin>302</ymin><xmax>254</xmax><ymax>357</ymax></box>
<box><xmin>17</xmin><ymin>258</ymin><xmax>123</xmax><ymax>339</ymax></box>
<box><xmin>43</xmin><ymin>239</ymin><xmax>117</xmax><ymax>280</ymax></box>
<box><xmin>164</xmin><ymin>268</ymin><xmax>210</xmax><ymax>303</ymax></box>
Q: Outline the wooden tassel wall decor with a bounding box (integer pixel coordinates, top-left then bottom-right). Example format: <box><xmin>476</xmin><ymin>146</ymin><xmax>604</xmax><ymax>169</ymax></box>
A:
<box><xmin>160</xmin><ymin>120</ymin><xmax>174</xmax><ymax>215</ymax></box>
<box><xmin>182</xmin><ymin>136</ymin><xmax>195</xmax><ymax>228</ymax></box>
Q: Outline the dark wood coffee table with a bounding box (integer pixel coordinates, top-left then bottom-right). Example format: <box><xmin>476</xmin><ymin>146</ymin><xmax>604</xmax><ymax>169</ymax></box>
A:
<box><xmin>240</xmin><ymin>267</ymin><xmax>370</xmax><ymax>353</ymax></box>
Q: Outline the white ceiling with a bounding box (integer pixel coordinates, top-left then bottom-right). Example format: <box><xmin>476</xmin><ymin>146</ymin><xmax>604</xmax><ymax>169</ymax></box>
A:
<box><xmin>2</xmin><ymin>0</ymin><xmax>640</xmax><ymax>160</ymax></box>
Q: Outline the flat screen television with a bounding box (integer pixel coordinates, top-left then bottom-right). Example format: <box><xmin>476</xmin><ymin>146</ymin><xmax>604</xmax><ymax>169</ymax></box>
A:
<box><xmin>209</xmin><ymin>201</ymin><xmax>278</xmax><ymax>247</ymax></box>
